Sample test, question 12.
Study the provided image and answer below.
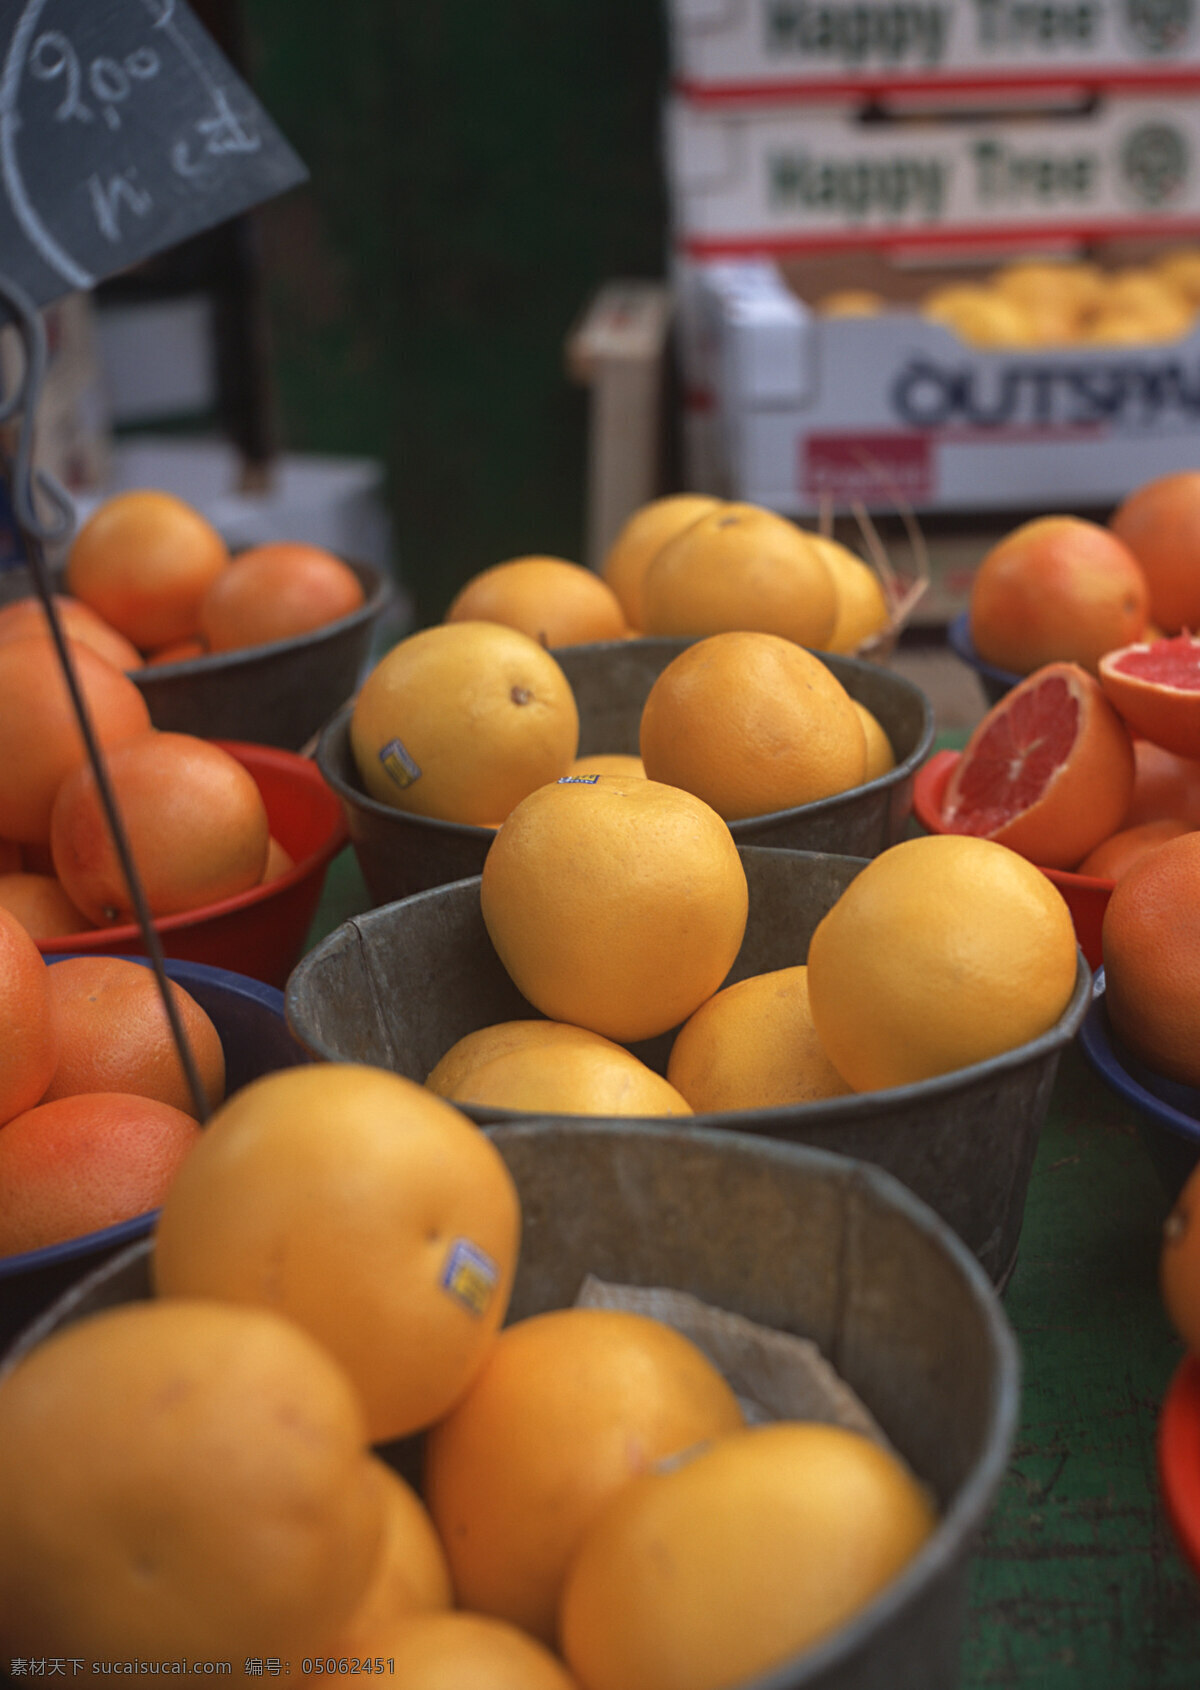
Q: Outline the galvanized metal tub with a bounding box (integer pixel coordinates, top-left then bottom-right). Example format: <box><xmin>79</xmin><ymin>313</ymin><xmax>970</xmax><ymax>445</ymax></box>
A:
<box><xmin>0</xmin><ymin>1124</ymin><xmax>1019</xmax><ymax>1690</ymax></box>
<box><xmin>130</xmin><ymin>557</ymin><xmax>392</xmax><ymax>750</ymax></box>
<box><xmin>314</xmin><ymin>638</ymin><xmax>936</xmax><ymax>907</ymax></box>
<box><xmin>285</xmin><ymin>845</ymin><xmax>1091</xmax><ymax>1288</ymax></box>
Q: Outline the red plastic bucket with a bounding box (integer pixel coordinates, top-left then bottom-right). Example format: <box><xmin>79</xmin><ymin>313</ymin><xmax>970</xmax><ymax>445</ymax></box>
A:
<box><xmin>37</xmin><ymin>742</ymin><xmax>348</xmax><ymax>988</ymax></box>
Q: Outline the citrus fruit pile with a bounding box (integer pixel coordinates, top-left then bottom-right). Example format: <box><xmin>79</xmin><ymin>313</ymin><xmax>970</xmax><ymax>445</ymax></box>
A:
<box><xmin>602</xmin><ymin>495</ymin><xmax>892</xmax><ymax>651</ymax></box>
<box><xmin>349</xmin><ymin>618</ymin><xmax>896</xmax><ymax>832</ymax></box>
<box><xmin>422</xmin><ymin>785</ymin><xmax>1079</xmax><ymax>1119</ymax></box>
<box><xmin>0</xmin><ymin>1060</ymin><xmax>938</xmax><ymax>1684</ymax></box>
<box><xmin>60</xmin><ymin>488</ymin><xmax>365</xmax><ymax>664</ymax></box>
<box><xmin>966</xmin><ymin>473</ymin><xmax>1200</xmax><ymax>683</ymax></box>
<box><xmin>0</xmin><ymin>668</ymin><xmax>282</xmax><ymax>941</ymax></box>
<box><xmin>1101</xmin><ymin>832</ymin><xmax>1200</xmax><ymax>1092</ymax></box>
<box><xmin>0</xmin><ymin>926</ymin><xmax>221</xmax><ymax>1257</ymax></box>
<box><xmin>911</xmin><ymin>253</ymin><xmax>1200</xmax><ymax>348</ymax></box>
<box><xmin>0</xmin><ymin>603</ymin><xmax>307</xmax><ymax>938</ymax></box>
<box><xmin>935</xmin><ymin>651</ymin><xmax>1200</xmax><ymax>887</ymax></box>
<box><xmin>438</xmin><ymin>494</ymin><xmax>894</xmax><ymax>655</ymax></box>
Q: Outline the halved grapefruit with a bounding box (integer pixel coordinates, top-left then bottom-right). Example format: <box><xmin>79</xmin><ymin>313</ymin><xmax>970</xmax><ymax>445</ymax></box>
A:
<box><xmin>1097</xmin><ymin>634</ymin><xmax>1200</xmax><ymax>760</ymax></box>
<box><xmin>941</xmin><ymin>662</ymin><xmax>1136</xmax><ymax>869</ymax></box>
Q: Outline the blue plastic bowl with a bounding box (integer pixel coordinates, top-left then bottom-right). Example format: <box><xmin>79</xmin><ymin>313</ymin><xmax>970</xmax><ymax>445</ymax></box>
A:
<box><xmin>947</xmin><ymin>611</ymin><xmax>1023</xmax><ymax>707</ymax></box>
<box><xmin>0</xmin><ymin>955</ymin><xmax>310</xmax><ymax>1348</ymax></box>
<box><xmin>1078</xmin><ymin>968</ymin><xmax>1200</xmax><ymax>1201</ymax></box>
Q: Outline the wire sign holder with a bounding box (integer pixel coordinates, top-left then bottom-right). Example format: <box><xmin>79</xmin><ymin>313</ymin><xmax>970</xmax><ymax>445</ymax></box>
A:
<box><xmin>0</xmin><ymin>0</ymin><xmax>308</xmax><ymax>1120</ymax></box>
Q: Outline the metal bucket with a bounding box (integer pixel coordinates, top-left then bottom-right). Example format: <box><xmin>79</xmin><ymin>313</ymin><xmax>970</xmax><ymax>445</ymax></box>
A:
<box><xmin>946</xmin><ymin>612</ymin><xmax>1018</xmax><ymax>708</ymax></box>
<box><xmin>0</xmin><ymin>1124</ymin><xmax>1019</xmax><ymax>1690</ymax></box>
<box><xmin>285</xmin><ymin>845</ymin><xmax>1091</xmax><ymax>1288</ymax></box>
<box><xmin>315</xmin><ymin>637</ymin><xmax>936</xmax><ymax>907</ymax></box>
<box><xmin>130</xmin><ymin>558</ymin><xmax>393</xmax><ymax>751</ymax></box>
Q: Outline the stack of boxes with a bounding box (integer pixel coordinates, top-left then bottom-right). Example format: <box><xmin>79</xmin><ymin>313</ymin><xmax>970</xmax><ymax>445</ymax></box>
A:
<box><xmin>663</xmin><ymin>2</ymin><xmax>1200</xmax><ymax>528</ymax></box>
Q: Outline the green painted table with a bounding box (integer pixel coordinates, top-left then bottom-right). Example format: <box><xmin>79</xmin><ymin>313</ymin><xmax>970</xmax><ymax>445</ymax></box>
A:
<box><xmin>302</xmin><ymin>843</ymin><xmax>1200</xmax><ymax>1687</ymax></box>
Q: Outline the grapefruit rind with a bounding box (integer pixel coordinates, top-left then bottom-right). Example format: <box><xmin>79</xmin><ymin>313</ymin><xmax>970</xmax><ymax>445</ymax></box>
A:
<box><xmin>1098</xmin><ymin>635</ymin><xmax>1200</xmax><ymax>760</ymax></box>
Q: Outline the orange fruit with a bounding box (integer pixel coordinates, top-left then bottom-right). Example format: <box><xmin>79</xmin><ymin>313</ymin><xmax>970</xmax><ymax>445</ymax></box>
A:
<box><xmin>639</xmin><ymin>631</ymin><xmax>866</xmax><ymax>821</ymax></box>
<box><xmin>0</xmin><ymin>634</ymin><xmax>152</xmax><ymax>844</ymax></box>
<box><xmin>921</xmin><ymin>284</ymin><xmax>1033</xmax><ymax>348</ymax></box>
<box><xmin>1088</xmin><ymin>269</ymin><xmax>1193</xmax><ymax>343</ymax></box>
<box><xmin>854</xmin><ymin>700</ymin><xmax>896</xmax><ymax>780</ymax></box>
<box><xmin>0</xmin><ymin>593</ymin><xmax>141</xmax><ymax>670</ymax></box>
<box><xmin>261</xmin><ymin>835</ymin><xmax>295</xmax><ymax>884</ymax></box>
<box><xmin>422</xmin><ymin>1306</ymin><xmax>745</xmax><ymax>1644</ymax></box>
<box><xmin>152</xmin><ymin>1063</ymin><xmax>522</xmax><ymax>1444</ymax></box>
<box><xmin>480</xmin><ymin>774</ymin><xmax>749</xmax><ymax>1043</ymax></box>
<box><xmin>559</xmin><ymin>1420</ymin><xmax>936</xmax><ymax>1690</ymax></box>
<box><xmin>41</xmin><ymin>955</ymin><xmax>225</xmax><ymax>1116</ymax></box>
<box><xmin>600</xmin><ymin>494</ymin><xmax>724</xmax><ymax>631</ymax></box>
<box><xmin>809</xmin><ymin>536</ymin><xmax>892</xmax><ymax>654</ymax></box>
<box><xmin>967</xmin><ymin>515</ymin><xmax>1149</xmax><ymax>675</ymax></box>
<box><xmin>198</xmin><ymin>541</ymin><xmax>366</xmax><ymax>653</ymax></box>
<box><xmin>449</xmin><ymin>1039</ymin><xmax>694</xmax><ymax>1117</ymax></box>
<box><xmin>0</xmin><ymin>1091</ymin><xmax>201</xmax><ymax>1257</ymax></box>
<box><xmin>1123</xmin><ymin>738</ymin><xmax>1200</xmax><ymax>828</ymax></box>
<box><xmin>0</xmin><ymin>1298</ymin><xmax>383</xmax><ymax>1657</ymax></box>
<box><xmin>1161</xmin><ymin>1160</ymin><xmax>1200</xmax><ymax>1352</ymax></box>
<box><xmin>425</xmin><ymin>1018</ymin><xmax>622</xmax><ymax>1097</ymax></box>
<box><xmin>666</xmin><ymin>965</ymin><xmax>853</xmax><ymax>1111</ymax></box>
<box><xmin>992</xmin><ymin>259</ymin><xmax>1104</xmax><ymax>341</ymax></box>
<box><xmin>806</xmin><ymin>834</ymin><xmax>1079</xmax><ymax>1091</ymax></box>
<box><xmin>639</xmin><ymin>502</ymin><xmax>839</xmax><ymax>647</ymax></box>
<box><xmin>1098</xmin><ymin>634</ymin><xmax>1200</xmax><ymax>760</ymax></box>
<box><xmin>816</xmin><ymin>288</ymin><xmax>886</xmax><ymax>316</ymax></box>
<box><xmin>1101</xmin><ymin>830</ymin><xmax>1200</xmax><ymax>1088</ymax></box>
<box><xmin>0</xmin><ymin>871</ymin><xmax>91</xmax><ymax>938</ymax></box>
<box><xmin>940</xmin><ymin>662</ymin><xmax>1136</xmax><ymax>870</ymax></box>
<box><xmin>323</xmin><ymin>1456</ymin><xmax>452</xmax><ymax>1655</ymax></box>
<box><xmin>569</xmin><ymin>751</ymin><xmax>645</xmax><ymax>778</ymax></box>
<box><xmin>351</xmin><ymin>1610</ymin><xmax>580</xmax><ymax>1688</ymax></box>
<box><xmin>445</xmin><ymin>555</ymin><xmax>628</xmax><ymax>647</ymax></box>
<box><xmin>1155</xmin><ymin>247</ymin><xmax>1200</xmax><ymax>305</ymax></box>
<box><xmin>0</xmin><ymin>905</ymin><xmax>58</xmax><ymax>1126</ymax></box>
<box><xmin>49</xmin><ymin>732</ymin><xmax>270</xmax><ymax>923</ymax></box>
<box><xmin>143</xmin><ymin>637</ymin><xmax>209</xmax><ymax>666</ymax></box>
<box><xmin>65</xmin><ymin>489</ymin><xmax>230</xmax><ymax>652</ymax></box>
<box><xmin>349</xmin><ymin>621</ymin><xmax>579</xmax><ymax>827</ymax></box>
<box><xmin>1076</xmin><ymin>817</ymin><xmax>1192</xmax><ymax>881</ymax></box>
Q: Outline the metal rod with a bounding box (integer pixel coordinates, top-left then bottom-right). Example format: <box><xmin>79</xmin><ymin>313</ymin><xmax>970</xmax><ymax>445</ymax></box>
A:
<box><xmin>0</xmin><ymin>274</ymin><xmax>210</xmax><ymax>1123</ymax></box>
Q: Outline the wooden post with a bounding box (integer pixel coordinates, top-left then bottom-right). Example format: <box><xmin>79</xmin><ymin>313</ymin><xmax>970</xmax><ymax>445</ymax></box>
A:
<box><xmin>566</xmin><ymin>281</ymin><xmax>673</xmax><ymax>571</ymax></box>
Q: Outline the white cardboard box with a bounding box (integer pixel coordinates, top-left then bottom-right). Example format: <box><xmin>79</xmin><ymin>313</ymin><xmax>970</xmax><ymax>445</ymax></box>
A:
<box><xmin>666</xmin><ymin>93</ymin><xmax>1200</xmax><ymax>257</ymax></box>
<box><xmin>687</xmin><ymin>255</ymin><xmax>1200</xmax><ymax>515</ymax></box>
<box><xmin>668</xmin><ymin>0</ymin><xmax>1200</xmax><ymax>97</ymax></box>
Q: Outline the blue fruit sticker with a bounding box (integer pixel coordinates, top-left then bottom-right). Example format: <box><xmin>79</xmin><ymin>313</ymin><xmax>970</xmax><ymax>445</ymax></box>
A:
<box><xmin>558</xmin><ymin>774</ymin><xmax>599</xmax><ymax>784</ymax></box>
<box><xmin>379</xmin><ymin>738</ymin><xmax>422</xmax><ymax>789</ymax></box>
<box><xmin>441</xmin><ymin>1238</ymin><xmax>500</xmax><ymax>1316</ymax></box>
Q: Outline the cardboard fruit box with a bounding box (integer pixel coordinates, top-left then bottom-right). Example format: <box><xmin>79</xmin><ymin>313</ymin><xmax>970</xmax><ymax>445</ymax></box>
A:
<box><xmin>665</xmin><ymin>0</ymin><xmax>1200</xmax><ymax>101</ymax></box>
<box><xmin>676</xmin><ymin>248</ymin><xmax>1200</xmax><ymax>517</ymax></box>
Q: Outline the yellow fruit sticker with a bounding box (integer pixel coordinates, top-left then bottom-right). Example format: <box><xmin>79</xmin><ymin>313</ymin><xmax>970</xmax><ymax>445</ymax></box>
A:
<box><xmin>441</xmin><ymin>1238</ymin><xmax>499</xmax><ymax>1316</ymax></box>
<box><xmin>379</xmin><ymin>737</ymin><xmax>422</xmax><ymax>789</ymax></box>
<box><xmin>558</xmin><ymin>774</ymin><xmax>599</xmax><ymax>784</ymax></box>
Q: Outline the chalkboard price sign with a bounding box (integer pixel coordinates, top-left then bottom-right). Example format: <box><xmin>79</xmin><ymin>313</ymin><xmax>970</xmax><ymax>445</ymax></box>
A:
<box><xmin>0</xmin><ymin>0</ymin><xmax>308</xmax><ymax>310</ymax></box>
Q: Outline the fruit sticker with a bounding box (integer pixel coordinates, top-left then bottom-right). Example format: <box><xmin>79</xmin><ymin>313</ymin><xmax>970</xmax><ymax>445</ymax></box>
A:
<box><xmin>379</xmin><ymin>737</ymin><xmax>422</xmax><ymax>789</ymax></box>
<box><xmin>558</xmin><ymin>774</ymin><xmax>600</xmax><ymax>784</ymax></box>
<box><xmin>441</xmin><ymin>1238</ymin><xmax>500</xmax><ymax>1316</ymax></box>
